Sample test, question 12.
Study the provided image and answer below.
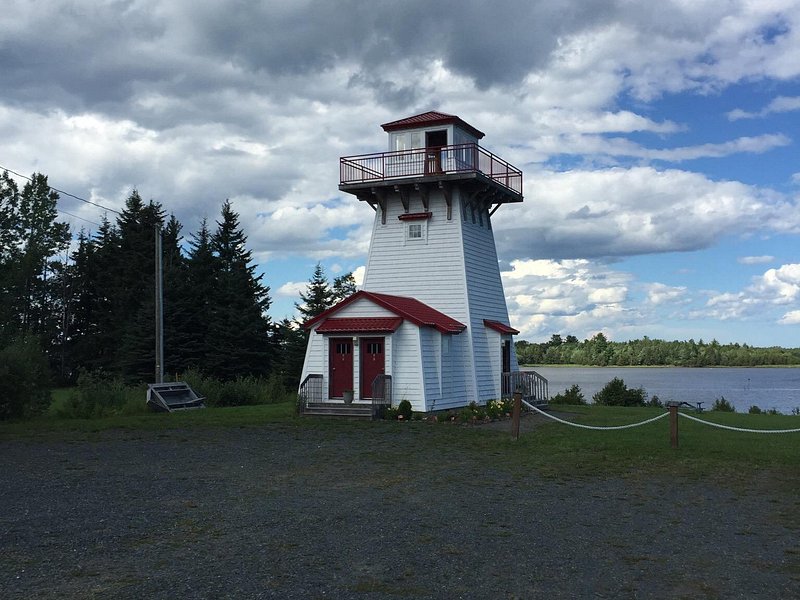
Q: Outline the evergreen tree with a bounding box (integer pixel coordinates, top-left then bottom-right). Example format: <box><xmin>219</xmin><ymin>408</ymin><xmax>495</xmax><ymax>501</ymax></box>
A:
<box><xmin>113</xmin><ymin>192</ymin><xmax>166</xmax><ymax>380</ymax></box>
<box><xmin>273</xmin><ymin>317</ymin><xmax>308</xmax><ymax>391</ymax></box>
<box><xmin>332</xmin><ymin>272</ymin><xmax>357</xmax><ymax>303</ymax></box>
<box><xmin>160</xmin><ymin>214</ymin><xmax>190</xmax><ymax>376</ymax></box>
<box><xmin>172</xmin><ymin>218</ymin><xmax>216</xmax><ymax>373</ymax></box>
<box><xmin>296</xmin><ymin>262</ymin><xmax>334</xmax><ymax>322</ymax></box>
<box><xmin>0</xmin><ymin>172</ymin><xmax>21</xmax><ymax>342</ymax></box>
<box><xmin>206</xmin><ymin>200</ymin><xmax>273</xmax><ymax>379</ymax></box>
<box><xmin>0</xmin><ymin>173</ymin><xmax>70</xmax><ymax>339</ymax></box>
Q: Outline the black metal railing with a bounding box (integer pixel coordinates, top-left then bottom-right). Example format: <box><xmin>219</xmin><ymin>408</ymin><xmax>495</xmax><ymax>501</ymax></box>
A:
<box><xmin>340</xmin><ymin>143</ymin><xmax>522</xmax><ymax>195</ymax></box>
<box><xmin>298</xmin><ymin>373</ymin><xmax>323</xmax><ymax>412</ymax></box>
<box><xmin>502</xmin><ymin>371</ymin><xmax>548</xmax><ymax>406</ymax></box>
<box><xmin>371</xmin><ymin>374</ymin><xmax>392</xmax><ymax>417</ymax></box>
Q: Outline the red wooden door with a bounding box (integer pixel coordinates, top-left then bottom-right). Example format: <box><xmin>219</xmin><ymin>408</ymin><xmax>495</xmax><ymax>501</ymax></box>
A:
<box><xmin>329</xmin><ymin>338</ymin><xmax>353</xmax><ymax>399</ymax></box>
<box><xmin>360</xmin><ymin>337</ymin><xmax>385</xmax><ymax>399</ymax></box>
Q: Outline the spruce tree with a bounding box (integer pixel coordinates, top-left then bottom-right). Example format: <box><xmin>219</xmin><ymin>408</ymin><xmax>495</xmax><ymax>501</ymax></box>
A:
<box><xmin>173</xmin><ymin>218</ymin><xmax>216</xmax><ymax>373</ymax></box>
<box><xmin>113</xmin><ymin>193</ymin><xmax>166</xmax><ymax>380</ymax></box>
<box><xmin>273</xmin><ymin>317</ymin><xmax>308</xmax><ymax>391</ymax></box>
<box><xmin>296</xmin><ymin>263</ymin><xmax>334</xmax><ymax>322</ymax></box>
<box><xmin>206</xmin><ymin>200</ymin><xmax>273</xmax><ymax>379</ymax></box>
<box><xmin>332</xmin><ymin>272</ymin><xmax>357</xmax><ymax>303</ymax></box>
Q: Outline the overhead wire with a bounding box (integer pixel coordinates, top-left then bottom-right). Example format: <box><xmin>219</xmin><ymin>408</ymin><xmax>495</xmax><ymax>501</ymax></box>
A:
<box><xmin>0</xmin><ymin>163</ymin><xmax>122</xmax><ymax>216</ymax></box>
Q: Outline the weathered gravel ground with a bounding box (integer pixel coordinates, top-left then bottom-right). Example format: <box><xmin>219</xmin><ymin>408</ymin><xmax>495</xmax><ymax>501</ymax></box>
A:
<box><xmin>2</xmin><ymin>419</ymin><xmax>799</xmax><ymax>599</ymax></box>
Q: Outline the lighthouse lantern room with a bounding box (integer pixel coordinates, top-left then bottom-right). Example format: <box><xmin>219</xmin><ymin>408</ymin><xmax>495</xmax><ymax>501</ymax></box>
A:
<box><xmin>300</xmin><ymin>111</ymin><xmax>547</xmax><ymax>415</ymax></box>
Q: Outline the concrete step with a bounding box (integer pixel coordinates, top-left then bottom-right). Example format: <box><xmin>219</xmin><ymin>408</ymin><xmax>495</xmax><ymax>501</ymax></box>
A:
<box><xmin>302</xmin><ymin>403</ymin><xmax>374</xmax><ymax>419</ymax></box>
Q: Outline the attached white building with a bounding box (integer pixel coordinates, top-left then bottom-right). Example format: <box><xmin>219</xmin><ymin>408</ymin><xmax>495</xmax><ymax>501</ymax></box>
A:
<box><xmin>299</xmin><ymin>111</ymin><xmax>546</xmax><ymax>414</ymax></box>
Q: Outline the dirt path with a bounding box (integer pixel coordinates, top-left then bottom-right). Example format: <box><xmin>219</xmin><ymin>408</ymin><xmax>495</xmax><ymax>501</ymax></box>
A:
<box><xmin>2</xmin><ymin>423</ymin><xmax>798</xmax><ymax>599</ymax></box>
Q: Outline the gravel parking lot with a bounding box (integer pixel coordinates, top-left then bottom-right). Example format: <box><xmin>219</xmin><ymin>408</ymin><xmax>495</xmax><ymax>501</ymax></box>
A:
<box><xmin>2</xmin><ymin>420</ymin><xmax>799</xmax><ymax>599</ymax></box>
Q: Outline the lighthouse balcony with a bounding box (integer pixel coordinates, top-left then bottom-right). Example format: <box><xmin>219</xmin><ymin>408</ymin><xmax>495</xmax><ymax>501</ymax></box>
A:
<box><xmin>340</xmin><ymin>143</ymin><xmax>522</xmax><ymax>201</ymax></box>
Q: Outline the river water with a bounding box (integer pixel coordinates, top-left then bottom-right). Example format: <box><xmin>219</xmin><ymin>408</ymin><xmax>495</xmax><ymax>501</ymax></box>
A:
<box><xmin>523</xmin><ymin>366</ymin><xmax>800</xmax><ymax>414</ymax></box>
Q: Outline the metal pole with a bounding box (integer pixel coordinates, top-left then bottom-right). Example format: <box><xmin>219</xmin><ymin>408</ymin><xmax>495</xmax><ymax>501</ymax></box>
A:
<box><xmin>154</xmin><ymin>224</ymin><xmax>164</xmax><ymax>384</ymax></box>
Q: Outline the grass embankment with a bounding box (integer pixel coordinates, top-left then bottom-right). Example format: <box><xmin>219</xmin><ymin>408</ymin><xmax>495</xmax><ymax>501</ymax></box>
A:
<box><xmin>3</xmin><ymin>401</ymin><xmax>799</xmax><ymax>487</ymax></box>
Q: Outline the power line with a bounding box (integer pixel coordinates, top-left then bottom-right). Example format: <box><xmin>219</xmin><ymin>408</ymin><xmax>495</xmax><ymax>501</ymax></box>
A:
<box><xmin>0</xmin><ymin>163</ymin><xmax>122</xmax><ymax>215</ymax></box>
<box><xmin>58</xmin><ymin>208</ymin><xmax>101</xmax><ymax>227</ymax></box>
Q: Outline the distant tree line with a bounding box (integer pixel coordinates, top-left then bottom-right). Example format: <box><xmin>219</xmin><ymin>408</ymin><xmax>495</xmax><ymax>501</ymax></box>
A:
<box><xmin>516</xmin><ymin>333</ymin><xmax>800</xmax><ymax>367</ymax></box>
<box><xmin>0</xmin><ymin>171</ymin><xmax>357</xmax><ymax>416</ymax></box>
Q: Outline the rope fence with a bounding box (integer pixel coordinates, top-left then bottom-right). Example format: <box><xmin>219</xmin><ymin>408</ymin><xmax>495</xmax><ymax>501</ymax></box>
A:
<box><xmin>516</xmin><ymin>397</ymin><xmax>800</xmax><ymax>446</ymax></box>
<box><xmin>678</xmin><ymin>411</ymin><xmax>800</xmax><ymax>434</ymax></box>
<box><xmin>523</xmin><ymin>401</ymin><xmax>669</xmax><ymax>430</ymax></box>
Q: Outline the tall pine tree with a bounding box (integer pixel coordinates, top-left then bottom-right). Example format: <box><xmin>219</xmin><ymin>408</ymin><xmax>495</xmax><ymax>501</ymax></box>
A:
<box><xmin>206</xmin><ymin>200</ymin><xmax>273</xmax><ymax>379</ymax></box>
<box><xmin>296</xmin><ymin>263</ymin><xmax>334</xmax><ymax>322</ymax></box>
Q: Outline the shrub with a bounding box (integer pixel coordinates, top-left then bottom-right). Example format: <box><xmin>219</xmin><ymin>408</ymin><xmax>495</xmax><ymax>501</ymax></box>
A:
<box><xmin>711</xmin><ymin>396</ymin><xmax>735</xmax><ymax>412</ymax></box>
<box><xmin>52</xmin><ymin>370</ymin><xmax>145</xmax><ymax>419</ymax></box>
<box><xmin>647</xmin><ymin>395</ymin><xmax>663</xmax><ymax>408</ymax></box>
<box><xmin>0</xmin><ymin>336</ymin><xmax>51</xmax><ymax>420</ymax></box>
<box><xmin>592</xmin><ymin>378</ymin><xmax>647</xmax><ymax>407</ymax></box>
<box><xmin>550</xmin><ymin>384</ymin><xmax>586</xmax><ymax>405</ymax></box>
<box><xmin>181</xmin><ymin>368</ymin><xmax>292</xmax><ymax>407</ymax></box>
<box><xmin>748</xmin><ymin>405</ymin><xmax>762</xmax><ymax>414</ymax></box>
<box><xmin>397</xmin><ymin>399</ymin><xmax>413</xmax><ymax>421</ymax></box>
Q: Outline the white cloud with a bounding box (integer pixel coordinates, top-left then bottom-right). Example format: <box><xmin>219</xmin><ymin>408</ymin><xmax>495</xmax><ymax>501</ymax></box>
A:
<box><xmin>276</xmin><ymin>281</ymin><xmax>306</xmax><ymax>298</ymax></box>
<box><xmin>727</xmin><ymin>96</ymin><xmax>800</xmax><ymax>120</ymax></box>
<box><xmin>493</xmin><ymin>166</ymin><xmax>800</xmax><ymax>261</ymax></box>
<box><xmin>647</xmin><ymin>283</ymin><xmax>688</xmax><ymax>305</ymax></box>
<box><xmin>502</xmin><ymin>258</ymin><xmax>635</xmax><ymax>340</ymax></box>
<box><xmin>779</xmin><ymin>310</ymin><xmax>800</xmax><ymax>325</ymax></box>
<box><xmin>699</xmin><ymin>263</ymin><xmax>800</xmax><ymax>321</ymax></box>
<box><xmin>738</xmin><ymin>255</ymin><xmax>775</xmax><ymax>265</ymax></box>
<box><xmin>352</xmin><ymin>265</ymin><xmax>366</xmax><ymax>287</ymax></box>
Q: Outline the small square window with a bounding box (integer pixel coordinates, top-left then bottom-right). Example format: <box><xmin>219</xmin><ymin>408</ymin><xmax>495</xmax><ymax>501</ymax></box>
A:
<box><xmin>408</xmin><ymin>223</ymin><xmax>422</xmax><ymax>239</ymax></box>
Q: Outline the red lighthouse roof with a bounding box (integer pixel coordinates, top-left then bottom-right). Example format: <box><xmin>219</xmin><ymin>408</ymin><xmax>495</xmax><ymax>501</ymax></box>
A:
<box><xmin>381</xmin><ymin>111</ymin><xmax>485</xmax><ymax>140</ymax></box>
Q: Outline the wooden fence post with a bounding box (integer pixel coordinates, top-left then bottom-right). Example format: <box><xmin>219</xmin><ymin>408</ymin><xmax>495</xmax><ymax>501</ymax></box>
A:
<box><xmin>668</xmin><ymin>403</ymin><xmax>679</xmax><ymax>449</ymax></box>
<box><xmin>512</xmin><ymin>390</ymin><xmax>522</xmax><ymax>440</ymax></box>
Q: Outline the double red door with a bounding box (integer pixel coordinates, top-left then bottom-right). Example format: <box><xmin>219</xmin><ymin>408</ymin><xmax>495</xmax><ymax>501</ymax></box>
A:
<box><xmin>329</xmin><ymin>337</ymin><xmax>386</xmax><ymax>400</ymax></box>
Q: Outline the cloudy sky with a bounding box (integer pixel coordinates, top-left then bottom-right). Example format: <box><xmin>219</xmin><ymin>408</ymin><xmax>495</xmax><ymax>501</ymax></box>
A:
<box><xmin>2</xmin><ymin>0</ymin><xmax>799</xmax><ymax>346</ymax></box>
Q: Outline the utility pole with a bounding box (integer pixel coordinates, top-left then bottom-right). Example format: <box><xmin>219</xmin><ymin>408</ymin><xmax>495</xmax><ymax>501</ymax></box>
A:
<box><xmin>154</xmin><ymin>224</ymin><xmax>164</xmax><ymax>384</ymax></box>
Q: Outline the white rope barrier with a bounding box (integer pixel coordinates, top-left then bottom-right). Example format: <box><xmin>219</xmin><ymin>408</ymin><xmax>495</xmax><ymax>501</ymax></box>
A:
<box><xmin>678</xmin><ymin>411</ymin><xmax>800</xmax><ymax>434</ymax></box>
<box><xmin>523</xmin><ymin>401</ymin><xmax>670</xmax><ymax>431</ymax></box>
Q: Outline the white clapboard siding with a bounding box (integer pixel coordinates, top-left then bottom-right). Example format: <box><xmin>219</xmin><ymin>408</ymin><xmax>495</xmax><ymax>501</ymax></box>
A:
<box><xmin>389</xmin><ymin>321</ymin><xmax>424</xmax><ymax>411</ymax></box>
<box><xmin>363</xmin><ymin>193</ymin><xmax>469</xmax><ymax>324</ymax></box>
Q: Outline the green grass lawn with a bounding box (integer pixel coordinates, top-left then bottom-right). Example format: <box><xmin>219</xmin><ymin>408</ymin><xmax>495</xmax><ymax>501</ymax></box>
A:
<box><xmin>3</xmin><ymin>399</ymin><xmax>799</xmax><ymax>485</ymax></box>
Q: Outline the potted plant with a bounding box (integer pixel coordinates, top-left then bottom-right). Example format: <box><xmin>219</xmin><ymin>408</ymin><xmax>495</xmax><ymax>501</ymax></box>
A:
<box><xmin>342</xmin><ymin>390</ymin><xmax>354</xmax><ymax>404</ymax></box>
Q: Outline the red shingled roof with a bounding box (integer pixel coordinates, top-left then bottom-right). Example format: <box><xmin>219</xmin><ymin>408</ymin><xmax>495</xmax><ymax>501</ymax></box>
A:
<box><xmin>484</xmin><ymin>319</ymin><xmax>519</xmax><ymax>335</ymax></box>
<box><xmin>315</xmin><ymin>317</ymin><xmax>403</xmax><ymax>334</ymax></box>
<box><xmin>381</xmin><ymin>111</ymin><xmax>485</xmax><ymax>140</ymax></box>
<box><xmin>304</xmin><ymin>291</ymin><xmax>466</xmax><ymax>334</ymax></box>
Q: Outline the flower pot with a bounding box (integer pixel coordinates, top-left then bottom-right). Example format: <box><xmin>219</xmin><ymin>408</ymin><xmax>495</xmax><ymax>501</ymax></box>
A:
<box><xmin>342</xmin><ymin>390</ymin><xmax>354</xmax><ymax>404</ymax></box>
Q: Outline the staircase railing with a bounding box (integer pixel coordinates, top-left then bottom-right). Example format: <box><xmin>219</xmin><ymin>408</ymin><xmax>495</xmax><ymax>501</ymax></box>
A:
<box><xmin>371</xmin><ymin>374</ymin><xmax>392</xmax><ymax>418</ymax></box>
<box><xmin>501</xmin><ymin>371</ymin><xmax>549</xmax><ymax>406</ymax></box>
<box><xmin>298</xmin><ymin>374</ymin><xmax>323</xmax><ymax>413</ymax></box>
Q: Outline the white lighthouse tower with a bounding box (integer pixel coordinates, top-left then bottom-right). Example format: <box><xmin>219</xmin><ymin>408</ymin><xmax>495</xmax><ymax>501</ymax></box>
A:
<box><xmin>300</xmin><ymin>111</ymin><xmax>546</xmax><ymax>414</ymax></box>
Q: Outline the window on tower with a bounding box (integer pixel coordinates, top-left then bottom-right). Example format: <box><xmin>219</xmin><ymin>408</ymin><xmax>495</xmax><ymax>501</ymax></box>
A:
<box><xmin>405</xmin><ymin>221</ymin><xmax>426</xmax><ymax>243</ymax></box>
